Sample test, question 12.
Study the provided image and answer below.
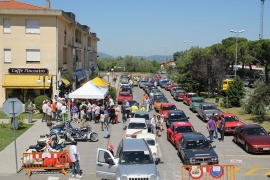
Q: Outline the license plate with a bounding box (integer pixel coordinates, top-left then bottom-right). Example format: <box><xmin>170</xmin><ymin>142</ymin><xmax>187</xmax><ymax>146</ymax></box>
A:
<box><xmin>263</xmin><ymin>147</ymin><xmax>269</xmax><ymax>150</ymax></box>
<box><xmin>201</xmin><ymin>162</ymin><xmax>208</xmax><ymax>165</ymax></box>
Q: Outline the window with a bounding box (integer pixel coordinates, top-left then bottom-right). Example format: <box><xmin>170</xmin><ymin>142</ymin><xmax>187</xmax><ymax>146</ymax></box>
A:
<box><xmin>26</xmin><ymin>19</ymin><xmax>40</xmax><ymax>34</ymax></box>
<box><xmin>26</xmin><ymin>49</ymin><xmax>40</xmax><ymax>62</ymax></box>
<box><xmin>4</xmin><ymin>49</ymin><xmax>11</xmax><ymax>63</ymax></box>
<box><xmin>3</xmin><ymin>18</ymin><xmax>10</xmax><ymax>33</ymax></box>
<box><xmin>63</xmin><ymin>48</ymin><xmax>67</xmax><ymax>64</ymax></box>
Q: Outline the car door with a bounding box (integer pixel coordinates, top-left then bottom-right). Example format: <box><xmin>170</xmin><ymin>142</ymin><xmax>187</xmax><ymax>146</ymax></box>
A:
<box><xmin>179</xmin><ymin>138</ymin><xmax>185</xmax><ymax>158</ymax></box>
<box><xmin>96</xmin><ymin>148</ymin><xmax>118</xmax><ymax>179</ymax></box>
<box><xmin>170</xmin><ymin>125</ymin><xmax>175</xmax><ymax>142</ymax></box>
<box><xmin>238</xmin><ymin>127</ymin><xmax>245</xmax><ymax>145</ymax></box>
<box><xmin>167</xmin><ymin>124</ymin><xmax>173</xmax><ymax>141</ymax></box>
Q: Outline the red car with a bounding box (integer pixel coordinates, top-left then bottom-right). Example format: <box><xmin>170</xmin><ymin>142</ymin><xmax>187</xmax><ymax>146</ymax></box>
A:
<box><xmin>167</xmin><ymin>122</ymin><xmax>195</xmax><ymax>149</ymax></box>
<box><xmin>183</xmin><ymin>92</ymin><xmax>198</xmax><ymax>106</ymax></box>
<box><xmin>165</xmin><ymin>83</ymin><xmax>176</xmax><ymax>91</ymax></box>
<box><xmin>234</xmin><ymin>124</ymin><xmax>270</xmax><ymax>153</ymax></box>
<box><xmin>173</xmin><ymin>90</ymin><xmax>186</xmax><ymax>101</ymax></box>
<box><xmin>117</xmin><ymin>92</ymin><xmax>132</xmax><ymax>104</ymax></box>
<box><xmin>217</xmin><ymin>113</ymin><xmax>244</xmax><ymax>133</ymax></box>
<box><xmin>159</xmin><ymin>102</ymin><xmax>177</xmax><ymax>119</ymax></box>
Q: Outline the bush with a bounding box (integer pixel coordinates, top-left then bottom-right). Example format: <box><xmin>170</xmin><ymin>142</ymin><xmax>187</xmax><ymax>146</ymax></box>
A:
<box><xmin>34</xmin><ymin>95</ymin><xmax>50</xmax><ymax>113</ymax></box>
<box><xmin>109</xmin><ymin>87</ymin><xmax>117</xmax><ymax>101</ymax></box>
<box><xmin>9</xmin><ymin>115</ymin><xmax>24</xmax><ymax>130</ymax></box>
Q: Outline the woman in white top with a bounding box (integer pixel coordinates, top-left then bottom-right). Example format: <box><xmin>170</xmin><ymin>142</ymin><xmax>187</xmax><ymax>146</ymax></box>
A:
<box><xmin>61</xmin><ymin>102</ymin><xmax>67</xmax><ymax>123</ymax></box>
<box><xmin>46</xmin><ymin>101</ymin><xmax>52</xmax><ymax>122</ymax></box>
<box><xmin>156</xmin><ymin>114</ymin><xmax>164</xmax><ymax>136</ymax></box>
<box><xmin>114</xmin><ymin>105</ymin><xmax>120</xmax><ymax>124</ymax></box>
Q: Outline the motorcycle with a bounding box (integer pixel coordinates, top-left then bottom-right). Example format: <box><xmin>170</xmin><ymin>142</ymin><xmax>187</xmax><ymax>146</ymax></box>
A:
<box><xmin>50</xmin><ymin>120</ymin><xmax>75</xmax><ymax>134</ymax></box>
<box><xmin>40</xmin><ymin>132</ymin><xmax>67</xmax><ymax>148</ymax></box>
<box><xmin>65</xmin><ymin>124</ymin><xmax>99</xmax><ymax>142</ymax></box>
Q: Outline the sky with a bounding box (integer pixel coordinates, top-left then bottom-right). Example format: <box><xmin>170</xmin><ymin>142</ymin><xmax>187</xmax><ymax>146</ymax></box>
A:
<box><xmin>20</xmin><ymin>0</ymin><xmax>270</xmax><ymax>57</ymax></box>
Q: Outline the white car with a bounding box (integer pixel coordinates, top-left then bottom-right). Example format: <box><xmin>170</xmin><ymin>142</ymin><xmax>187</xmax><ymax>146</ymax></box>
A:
<box><xmin>136</xmin><ymin>133</ymin><xmax>159</xmax><ymax>161</ymax></box>
<box><xmin>120</xmin><ymin>81</ymin><xmax>129</xmax><ymax>87</ymax></box>
<box><xmin>125</xmin><ymin>118</ymin><xmax>148</xmax><ymax>138</ymax></box>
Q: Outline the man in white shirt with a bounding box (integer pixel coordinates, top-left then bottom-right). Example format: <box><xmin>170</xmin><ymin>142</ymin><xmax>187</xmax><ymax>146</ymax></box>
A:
<box><xmin>56</xmin><ymin>99</ymin><xmax>63</xmax><ymax>121</ymax></box>
<box><xmin>109</xmin><ymin>96</ymin><xmax>114</xmax><ymax>106</ymax></box>
<box><xmin>42</xmin><ymin>101</ymin><xmax>49</xmax><ymax>122</ymax></box>
<box><xmin>151</xmin><ymin>115</ymin><xmax>157</xmax><ymax>136</ymax></box>
<box><xmin>69</xmin><ymin>141</ymin><xmax>82</xmax><ymax>178</ymax></box>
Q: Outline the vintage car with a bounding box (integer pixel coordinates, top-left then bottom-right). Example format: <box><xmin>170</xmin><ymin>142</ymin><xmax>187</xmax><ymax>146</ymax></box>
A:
<box><xmin>119</xmin><ymin>80</ymin><xmax>129</xmax><ymax>87</ymax></box>
<box><xmin>138</xmin><ymin>80</ymin><xmax>149</xmax><ymax>88</ymax></box>
<box><xmin>189</xmin><ymin>97</ymin><xmax>205</xmax><ymax>113</ymax></box>
<box><xmin>167</xmin><ymin>122</ymin><xmax>195</xmax><ymax>149</ymax></box>
<box><xmin>158</xmin><ymin>79</ymin><xmax>169</xmax><ymax>88</ymax></box>
<box><xmin>159</xmin><ymin>102</ymin><xmax>177</xmax><ymax>119</ymax></box>
<box><xmin>197</xmin><ymin>103</ymin><xmax>222</xmax><ymax>122</ymax></box>
<box><xmin>165</xmin><ymin>110</ymin><xmax>190</xmax><ymax>128</ymax></box>
<box><xmin>149</xmin><ymin>89</ymin><xmax>163</xmax><ymax>97</ymax></box>
<box><xmin>170</xmin><ymin>87</ymin><xmax>183</xmax><ymax>96</ymax></box>
<box><xmin>120</xmin><ymin>86</ymin><xmax>133</xmax><ymax>95</ymax></box>
<box><xmin>217</xmin><ymin>113</ymin><xmax>245</xmax><ymax>133</ymax></box>
<box><xmin>233</xmin><ymin>124</ymin><xmax>270</xmax><ymax>153</ymax></box>
<box><xmin>145</xmin><ymin>85</ymin><xmax>158</xmax><ymax>94</ymax></box>
<box><xmin>96</xmin><ymin>139</ymin><xmax>160</xmax><ymax>180</ymax></box>
<box><xmin>183</xmin><ymin>92</ymin><xmax>198</xmax><ymax>106</ymax></box>
<box><xmin>165</xmin><ymin>83</ymin><xmax>176</xmax><ymax>91</ymax></box>
<box><xmin>154</xmin><ymin>98</ymin><xmax>169</xmax><ymax>112</ymax></box>
<box><xmin>136</xmin><ymin>133</ymin><xmax>159</xmax><ymax>160</ymax></box>
<box><xmin>133</xmin><ymin>111</ymin><xmax>151</xmax><ymax>132</ymax></box>
<box><xmin>117</xmin><ymin>92</ymin><xmax>132</xmax><ymax>104</ymax></box>
<box><xmin>142</xmin><ymin>82</ymin><xmax>154</xmax><ymax>90</ymax></box>
<box><xmin>178</xmin><ymin>133</ymin><xmax>219</xmax><ymax>165</ymax></box>
<box><xmin>173</xmin><ymin>90</ymin><xmax>186</xmax><ymax>101</ymax></box>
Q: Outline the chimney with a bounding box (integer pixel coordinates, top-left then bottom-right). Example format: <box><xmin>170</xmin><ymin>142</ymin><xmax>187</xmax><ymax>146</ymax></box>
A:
<box><xmin>46</xmin><ymin>0</ymin><xmax>50</xmax><ymax>9</ymax></box>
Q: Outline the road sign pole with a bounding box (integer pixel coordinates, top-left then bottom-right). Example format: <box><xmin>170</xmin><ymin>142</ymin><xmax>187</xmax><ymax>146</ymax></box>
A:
<box><xmin>11</xmin><ymin>101</ymin><xmax>18</xmax><ymax>173</ymax></box>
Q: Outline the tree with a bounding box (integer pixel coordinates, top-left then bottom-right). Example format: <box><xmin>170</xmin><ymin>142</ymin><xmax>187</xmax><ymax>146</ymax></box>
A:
<box><xmin>221</xmin><ymin>76</ymin><xmax>245</xmax><ymax>107</ymax></box>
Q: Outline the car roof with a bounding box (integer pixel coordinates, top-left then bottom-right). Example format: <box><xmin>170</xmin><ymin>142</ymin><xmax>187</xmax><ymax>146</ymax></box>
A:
<box><xmin>161</xmin><ymin>102</ymin><xmax>175</xmax><ymax>106</ymax></box>
<box><xmin>182</xmin><ymin>133</ymin><xmax>206</xmax><ymax>140</ymax></box>
<box><xmin>120</xmin><ymin>92</ymin><xmax>131</xmax><ymax>94</ymax></box>
<box><xmin>168</xmin><ymin>110</ymin><xmax>185</xmax><ymax>114</ymax></box>
<box><xmin>191</xmin><ymin>97</ymin><xmax>204</xmax><ymax>100</ymax></box>
<box><xmin>242</xmin><ymin>124</ymin><xmax>263</xmax><ymax>129</ymax></box>
<box><xmin>172</xmin><ymin>122</ymin><xmax>192</xmax><ymax>127</ymax></box>
<box><xmin>122</xmin><ymin>139</ymin><xmax>149</xmax><ymax>151</ymax></box>
<box><xmin>134</xmin><ymin>111</ymin><xmax>149</xmax><ymax>115</ymax></box>
<box><xmin>136</xmin><ymin>133</ymin><xmax>156</xmax><ymax>140</ymax></box>
<box><xmin>129</xmin><ymin>118</ymin><xmax>146</xmax><ymax>123</ymax></box>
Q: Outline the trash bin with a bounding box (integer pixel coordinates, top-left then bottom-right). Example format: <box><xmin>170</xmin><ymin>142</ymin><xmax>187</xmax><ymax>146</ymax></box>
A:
<box><xmin>215</xmin><ymin>98</ymin><xmax>219</xmax><ymax>104</ymax></box>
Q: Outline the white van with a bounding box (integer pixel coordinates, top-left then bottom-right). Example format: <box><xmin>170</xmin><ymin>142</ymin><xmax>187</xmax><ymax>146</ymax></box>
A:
<box><xmin>125</xmin><ymin>118</ymin><xmax>148</xmax><ymax>138</ymax></box>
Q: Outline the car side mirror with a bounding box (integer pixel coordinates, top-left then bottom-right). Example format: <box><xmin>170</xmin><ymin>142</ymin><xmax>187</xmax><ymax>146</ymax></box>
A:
<box><xmin>212</xmin><ymin>145</ymin><xmax>216</xmax><ymax>148</ymax></box>
<box><xmin>155</xmin><ymin>158</ymin><xmax>160</xmax><ymax>165</ymax></box>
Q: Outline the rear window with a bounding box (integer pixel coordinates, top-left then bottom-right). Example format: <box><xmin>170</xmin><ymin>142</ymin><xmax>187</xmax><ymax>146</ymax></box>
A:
<box><xmin>169</xmin><ymin>113</ymin><xmax>187</xmax><ymax>120</ymax></box>
<box><xmin>120</xmin><ymin>93</ymin><xmax>131</xmax><ymax>96</ymax></box>
<box><xmin>128</xmin><ymin>123</ymin><xmax>146</xmax><ymax>129</ymax></box>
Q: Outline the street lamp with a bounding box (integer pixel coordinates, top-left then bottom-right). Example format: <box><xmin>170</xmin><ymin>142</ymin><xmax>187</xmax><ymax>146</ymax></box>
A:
<box><xmin>162</xmin><ymin>45</ymin><xmax>169</xmax><ymax>61</ymax></box>
<box><xmin>230</xmin><ymin>30</ymin><xmax>245</xmax><ymax>77</ymax></box>
<box><xmin>37</xmin><ymin>75</ymin><xmax>51</xmax><ymax>95</ymax></box>
<box><xmin>150</xmin><ymin>48</ymin><xmax>153</xmax><ymax>60</ymax></box>
<box><xmin>106</xmin><ymin>71</ymin><xmax>110</xmax><ymax>82</ymax></box>
<box><xmin>184</xmin><ymin>41</ymin><xmax>192</xmax><ymax>51</ymax></box>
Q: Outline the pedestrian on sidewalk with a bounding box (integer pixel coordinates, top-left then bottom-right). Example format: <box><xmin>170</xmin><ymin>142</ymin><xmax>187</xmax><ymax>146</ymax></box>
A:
<box><xmin>213</xmin><ymin>114</ymin><xmax>219</xmax><ymax>139</ymax></box>
<box><xmin>104</xmin><ymin>113</ymin><xmax>109</xmax><ymax>138</ymax></box>
<box><xmin>219</xmin><ymin>115</ymin><xmax>226</xmax><ymax>142</ymax></box>
<box><xmin>56</xmin><ymin>99</ymin><xmax>63</xmax><ymax>121</ymax></box>
<box><xmin>151</xmin><ymin>115</ymin><xmax>157</xmax><ymax>137</ymax></box>
<box><xmin>51</xmin><ymin>101</ymin><xmax>57</xmax><ymax>121</ymax></box>
<box><xmin>145</xmin><ymin>95</ymin><xmax>150</xmax><ymax>112</ymax></box>
<box><xmin>69</xmin><ymin>141</ymin><xmax>82</xmax><ymax>178</ymax></box>
<box><xmin>87</xmin><ymin>100</ymin><xmax>92</xmax><ymax>122</ymax></box>
<box><xmin>27</xmin><ymin>101</ymin><xmax>34</xmax><ymax>123</ymax></box>
<box><xmin>156</xmin><ymin>115</ymin><xmax>163</xmax><ymax>136</ymax></box>
<box><xmin>42</xmin><ymin>100</ymin><xmax>48</xmax><ymax>122</ymax></box>
<box><xmin>72</xmin><ymin>103</ymin><xmax>79</xmax><ymax>123</ymax></box>
<box><xmin>94</xmin><ymin>104</ymin><xmax>101</xmax><ymax>123</ymax></box>
<box><xmin>46</xmin><ymin>101</ymin><xmax>52</xmax><ymax>123</ymax></box>
<box><xmin>114</xmin><ymin>104</ymin><xmax>120</xmax><ymax>124</ymax></box>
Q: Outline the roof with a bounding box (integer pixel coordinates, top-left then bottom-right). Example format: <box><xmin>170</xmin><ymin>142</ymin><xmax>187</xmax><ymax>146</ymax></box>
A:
<box><xmin>129</xmin><ymin>118</ymin><xmax>146</xmax><ymax>123</ymax></box>
<box><xmin>134</xmin><ymin>111</ymin><xmax>149</xmax><ymax>115</ymax></box>
<box><xmin>122</xmin><ymin>139</ymin><xmax>149</xmax><ymax>151</ymax></box>
<box><xmin>172</xmin><ymin>122</ymin><xmax>192</xmax><ymax>127</ymax></box>
<box><xmin>183</xmin><ymin>133</ymin><xmax>206</xmax><ymax>140</ymax></box>
<box><xmin>161</xmin><ymin>102</ymin><xmax>175</xmax><ymax>106</ymax></box>
<box><xmin>0</xmin><ymin>0</ymin><xmax>48</xmax><ymax>10</ymax></box>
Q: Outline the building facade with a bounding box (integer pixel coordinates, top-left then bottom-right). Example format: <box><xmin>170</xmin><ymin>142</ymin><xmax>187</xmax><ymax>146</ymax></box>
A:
<box><xmin>0</xmin><ymin>0</ymin><xmax>99</xmax><ymax>106</ymax></box>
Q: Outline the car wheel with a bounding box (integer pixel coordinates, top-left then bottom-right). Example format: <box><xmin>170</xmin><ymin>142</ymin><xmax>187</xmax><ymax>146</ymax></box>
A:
<box><xmin>245</xmin><ymin>143</ymin><xmax>249</xmax><ymax>153</ymax></box>
<box><xmin>233</xmin><ymin>136</ymin><xmax>238</xmax><ymax>144</ymax></box>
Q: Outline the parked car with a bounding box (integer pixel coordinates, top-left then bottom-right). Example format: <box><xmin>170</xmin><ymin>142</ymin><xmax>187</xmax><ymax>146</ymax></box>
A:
<box><xmin>119</xmin><ymin>80</ymin><xmax>129</xmax><ymax>87</ymax></box>
<box><xmin>159</xmin><ymin>103</ymin><xmax>177</xmax><ymax>119</ymax></box>
<box><xmin>217</xmin><ymin>113</ymin><xmax>244</xmax><ymax>133</ymax></box>
<box><xmin>149</xmin><ymin>89</ymin><xmax>163</xmax><ymax>97</ymax></box>
<box><xmin>158</xmin><ymin>80</ymin><xmax>169</xmax><ymax>88</ymax></box>
<box><xmin>167</xmin><ymin>84</ymin><xmax>177</xmax><ymax>92</ymax></box>
<box><xmin>138</xmin><ymin>80</ymin><xmax>149</xmax><ymax>88</ymax></box>
<box><xmin>233</xmin><ymin>124</ymin><xmax>270</xmax><ymax>153</ymax></box>
<box><xmin>136</xmin><ymin>133</ymin><xmax>159</xmax><ymax>161</ymax></box>
<box><xmin>133</xmin><ymin>111</ymin><xmax>151</xmax><ymax>132</ymax></box>
<box><xmin>167</xmin><ymin>122</ymin><xmax>195</xmax><ymax>149</ymax></box>
<box><xmin>165</xmin><ymin>83</ymin><xmax>173</xmax><ymax>91</ymax></box>
<box><xmin>145</xmin><ymin>85</ymin><xmax>158</xmax><ymax>94</ymax></box>
<box><xmin>173</xmin><ymin>90</ymin><xmax>186</xmax><ymax>101</ymax></box>
<box><xmin>171</xmin><ymin>87</ymin><xmax>183</xmax><ymax>96</ymax></box>
<box><xmin>154</xmin><ymin>98</ymin><xmax>169</xmax><ymax>112</ymax></box>
<box><xmin>96</xmin><ymin>139</ymin><xmax>160</xmax><ymax>180</ymax></box>
<box><xmin>120</xmin><ymin>86</ymin><xmax>133</xmax><ymax>95</ymax></box>
<box><xmin>117</xmin><ymin>92</ymin><xmax>132</xmax><ymax>104</ymax></box>
<box><xmin>125</xmin><ymin>118</ymin><xmax>148</xmax><ymax>138</ymax></box>
<box><xmin>177</xmin><ymin>133</ymin><xmax>219</xmax><ymax>165</ymax></box>
<box><xmin>197</xmin><ymin>103</ymin><xmax>221</xmax><ymax>122</ymax></box>
<box><xmin>189</xmin><ymin>97</ymin><xmax>205</xmax><ymax>113</ymax></box>
<box><xmin>165</xmin><ymin>110</ymin><xmax>190</xmax><ymax>128</ymax></box>
<box><xmin>142</xmin><ymin>82</ymin><xmax>154</xmax><ymax>91</ymax></box>
<box><xmin>183</xmin><ymin>92</ymin><xmax>198</xmax><ymax>106</ymax></box>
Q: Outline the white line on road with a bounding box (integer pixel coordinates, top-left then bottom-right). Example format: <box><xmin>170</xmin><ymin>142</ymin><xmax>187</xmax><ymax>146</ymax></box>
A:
<box><xmin>47</xmin><ymin>177</ymin><xmax>59</xmax><ymax>180</ymax></box>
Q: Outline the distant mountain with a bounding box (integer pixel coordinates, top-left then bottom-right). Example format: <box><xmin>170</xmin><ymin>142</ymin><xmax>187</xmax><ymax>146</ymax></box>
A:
<box><xmin>97</xmin><ymin>52</ymin><xmax>114</xmax><ymax>58</ymax></box>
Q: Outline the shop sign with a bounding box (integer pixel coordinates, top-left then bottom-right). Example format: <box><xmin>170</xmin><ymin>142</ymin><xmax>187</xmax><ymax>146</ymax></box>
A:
<box><xmin>8</xmin><ymin>68</ymin><xmax>49</xmax><ymax>74</ymax></box>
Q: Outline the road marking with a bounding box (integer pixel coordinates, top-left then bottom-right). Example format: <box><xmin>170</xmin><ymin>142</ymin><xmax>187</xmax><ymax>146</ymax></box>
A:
<box><xmin>245</xmin><ymin>168</ymin><xmax>259</xmax><ymax>175</ymax></box>
<box><xmin>47</xmin><ymin>177</ymin><xmax>59</xmax><ymax>180</ymax></box>
<box><xmin>263</xmin><ymin>170</ymin><xmax>270</xmax><ymax>176</ymax></box>
<box><xmin>219</xmin><ymin>154</ymin><xmax>270</xmax><ymax>159</ymax></box>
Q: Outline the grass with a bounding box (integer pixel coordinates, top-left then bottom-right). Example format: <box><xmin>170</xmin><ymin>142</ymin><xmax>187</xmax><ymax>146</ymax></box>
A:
<box><xmin>0</xmin><ymin>124</ymin><xmax>33</xmax><ymax>151</ymax></box>
<box><xmin>199</xmin><ymin>92</ymin><xmax>270</xmax><ymax>132</ymax></box>
<box><xmin>0</xmin><ymin>111</ymin><xmax>43</xmax><ymax>119</ymax></box>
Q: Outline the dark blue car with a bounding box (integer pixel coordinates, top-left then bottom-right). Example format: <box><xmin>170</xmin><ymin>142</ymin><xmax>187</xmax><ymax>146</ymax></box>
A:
<box><xmin>158</xmin><ymin>80</ymin><xmax>169</xmax><ymax>88</ymax></box>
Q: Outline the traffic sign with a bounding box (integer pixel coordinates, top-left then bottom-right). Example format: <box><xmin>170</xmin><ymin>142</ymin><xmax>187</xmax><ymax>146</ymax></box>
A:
<box><xmin>210</xmin><ymin>165</ymin><xmax>224</xmax><ymax>178</ymax></box>
<box><xmin>189</xmin><ymin>166</ymin><xmax>203</xmax><ymax>179</ymax></box>
<box><xmin>2</xmin><ymin>98</ymin><xmax>23</xmax><ymax>117</ymax></box>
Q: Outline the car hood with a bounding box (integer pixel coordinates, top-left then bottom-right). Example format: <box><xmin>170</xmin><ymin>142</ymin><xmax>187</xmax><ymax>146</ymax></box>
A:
<box><xmin>161</xmin><ymin>110</ymin><xmax>170</xmax><ymax>115</ymax></box>
<box><xmin>202</xmin><ymin>110</ymin><xmax>220</xmax><ymax>115</ymax></box>
<box><xmin>245</xmin><ymin>135</ymin><xmax>270</xmax><ymax>145</ymax></box>
<box><xmin>174</xmin><ymin>133</ymin><xmax>183</xmax><ymax>139</ymax></box>
<box><xmin>225</xmin><ymin>122</ymin><xmax>244</xmax><ymax>127</ymax></box>
<box><xmin>118</xmin><ymin>164</ymin><xmax>157</xmax><ymax>176</ymax></box>
<box><xmin>186</xmin><ymin>149</ymin><xmax>217</xmax><ymax>158</ymax></box>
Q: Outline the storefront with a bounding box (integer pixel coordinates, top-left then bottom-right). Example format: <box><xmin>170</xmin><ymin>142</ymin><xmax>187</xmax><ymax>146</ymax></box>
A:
<box><xmin>59</xmin><ymin>72</ymin><xmax>75</xmax><ymax>96</ymax></box>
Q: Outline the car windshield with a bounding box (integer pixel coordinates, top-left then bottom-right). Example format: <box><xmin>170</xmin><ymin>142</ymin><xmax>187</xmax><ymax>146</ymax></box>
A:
<box><xmin>187</xmin><ymin>94</ymin><xmax>197</xmax><ymax>98</ymax></box>
<box><xmin>120</xmin><ymin>93</ymin><xmax>131</xmax><ymax>97</ymax></box>
<box><xmin>186</xmin><ymin>139</ymin><xmax>211</xmax><ymax>150</ymax></box>
<box><xmin>176</xmin><ymin>92</ymin><xmax>185</xmax><ymax>95</ymax></box>
<box><xmin>134</xmin><ymin>114</ymin><xmax>149</xmax><ymax>120</ymax></box>
<box><xmin>161</xmin><ymin>80</ymin><xmax>169</xmax><ymax>83</ymax></box>
<box><xmin>162</xmin><ymin>106</ymin><xmax>176</xmax><ymax>110</ymax></box>
<box><xmin>192</xmin><ymin>99</ymin><xmax>205</xmax><ymax>103</ymax></box>
<box><xmin>129</xmin><ymin>101</ymin><xmax>137</xmax><ymax>106</ymax></box>
<box><xmin>152</xmin><ymin>89</ymin><xmax>161</xmax><ymax>93</ymax></box>
<box><xmin>175</xmin><ymin>126</ymin><xmax>194</xmax><ymax>133</ymax></box>
<box><xmin>243</xmin><ymin>127</ymin><xmax>267</xmax><ymax>135</ymax></box>
<box><xmin>128</xmin><ymin>123</ymin><xmax>146</xmax><ymax>129</ymax></box>
<box><xmin>122</xmin><ymin>88</ymin><xmax>132</xmax><ymax>92</ymax></box>
<box><xmin>145</xmin><ymin>139</ymin><xmax>155</xmax><ymax>146</ymax></box>
<box><xmin>224</xmin><ymin>116</ymin><xmax>239</xmax><ymax>122</ymax></box>
<box><xmin>119</xmin><ymin>151</ymin><xmax>153</xmax><ymax>164</ymax></box>
<box><xmin>202</xmin><ymin>105</ymin><xmax>217</xmax><ymax>110</ymax></box>
<box><xmin>169</xmin><ymin>113</ymin><xmax>187</xmax><ymax>120</ymax></box>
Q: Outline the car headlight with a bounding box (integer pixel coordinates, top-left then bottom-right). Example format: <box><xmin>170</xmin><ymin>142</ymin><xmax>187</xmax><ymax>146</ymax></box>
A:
<box><xmin>150</xmin><ymin>175</ymin><xmax>157</xmax><ymax>180</ymax></box>
<box><xmin>211</xmin><ymin>157</ymin><xmax>218</xmax><ymax>161</ymax></box>
<box><xmin>121</xmin><ymin>175</ymin><xmax>128</xmax><ymax>180</ymax></box>
<box><xmin>189</xmin><ymin>158</ymin><xmax>196</xmax><ymax>162</ymax></box>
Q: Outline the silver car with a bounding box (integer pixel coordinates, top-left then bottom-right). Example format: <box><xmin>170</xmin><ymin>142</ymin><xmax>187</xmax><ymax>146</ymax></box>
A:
<box><xmin>96</xmin><ymin>139</ymin><xmax>161</xmax><ymax>180</ymax></box>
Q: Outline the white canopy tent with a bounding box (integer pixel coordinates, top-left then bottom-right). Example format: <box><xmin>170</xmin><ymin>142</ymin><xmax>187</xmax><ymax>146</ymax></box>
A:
<box><xmin>68</xmin><ymin>81</ymin><xmax>108</xmax><ymax>99</ymax></box>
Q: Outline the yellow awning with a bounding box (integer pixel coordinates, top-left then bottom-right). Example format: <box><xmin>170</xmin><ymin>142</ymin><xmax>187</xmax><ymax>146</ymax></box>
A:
<box><xmin>92</xmin><ymin>77</ymin><xmax>110</xmax><ymax>87</ymax></box>
<box><xmin>61</xmin><ymin>74</ymin><xmax>70</xmax><ymax>86</ymax></box>
<box><xmin>2</xmin><ymin>75</ymin><xmax>51</xmax><ymax>89</ymax></box>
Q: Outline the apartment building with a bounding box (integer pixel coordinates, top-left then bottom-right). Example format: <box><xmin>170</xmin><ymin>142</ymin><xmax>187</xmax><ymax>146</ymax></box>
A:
<box><xmin>0</xmin><ymin>0</ymin><xmax>99</xmax><ymax>105</ymax></box>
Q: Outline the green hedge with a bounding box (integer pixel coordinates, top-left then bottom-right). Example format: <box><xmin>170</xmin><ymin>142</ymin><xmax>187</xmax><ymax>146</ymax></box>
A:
<box><xmin>34</xmin><ymin>95</ymin><xmax>50</xmax><ymax>113</ymax></box>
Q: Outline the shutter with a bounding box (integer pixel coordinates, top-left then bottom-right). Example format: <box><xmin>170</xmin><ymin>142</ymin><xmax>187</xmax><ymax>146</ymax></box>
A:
<box><xmin>26</xmin><ymin>49</ymin><xmax>40</xmax><ymax>62</ymax></box>
<box><xmin>3</xmin><ymin>19</ymin><xmax>10</xmax><ymax>33</ymax></box>
<box><xmin>4</xmin><ymin>49</ymin><xmax>11</xmax><ymax>63</ymax></box>
<box><xmin>26</xmin><ymin>20</ymin><xmax>40</xmax><ymax>34</ymax></box>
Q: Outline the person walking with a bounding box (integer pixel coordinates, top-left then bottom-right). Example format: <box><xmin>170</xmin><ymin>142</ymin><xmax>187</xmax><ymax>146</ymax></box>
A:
<box><xmin>27</xmin><ymin>102</ymin><xmax>34</xmax><ymax>123</ymax></box>
<box><xmin>219</xmin><ymin>115</ymin><xmax>226</xmax><ymax>142</ymax></box>
<box><xmin>61</xmin><ymin>102</ymin><xmax>67</xmax><ymax>123</ymax></box>
<box><xmin>69</xmin><ymin>141</ymin><xmax>82</xmax><ymax>178</ymax></box>
<box><xmin>145</xmin><ymin>95</ymin><xmax>150</xmax><ymax>112</ymax></box>
<box><xmin>80</xmin><ymin>109</ymin><xmax>87</xmax><ymax>127</ymax></box>
<box><xmin>114</xmin><ymin>104</ymin><xmax>120</xmax><ymax>124</ymax></box>
<box><xmin>94</xmin><ymin>104</ymin><xmax>101</xmax><ymax>123</ymax></box>
<box><xmin>123</xmin><ymin>99</ymin><xmax>130</xmax><ymax>119</ymax></box>
<box><xmin>213</xmin><ymin>114</ymin><xmax>219</xmax><ymax>139</ymax></box>
<box><xmin>87</xmin><ymin>100</ymin><xmax>92</xmax><ymax>122</ymax></box>
<box><xmin>99</xmin><ymin>107</ymin><xmax>105</xmax><ymax>131</ymax></box>
<box><xmin>156</xmin><ymin>115</ymin><xmax>163</xmax><ymax>136</ymax></box>
<box><xmin>151</xmin><ymin>115</ymin><xmax>157</xmax><ymax>137</ymax></box>
<box><xmin>71</xmin><ymin>103</ymin><xmax>79</xmax><ymax>123</ymax></box>
<box><xmin>46</xmin><ymin>101</ymin><xmax>52</xmax><ymax>123</ymax></box>
<box><xmin>206</xmin><ymin>117</ymin><xmax>216</xmax><ymax>143</ymax></box>
<box><xmin>104</xmin><ymin>113</ymin><xmax>109</xmax><ymax>138</ymax></box>
<box><xmin>42</xmin><ymin>100</ymin><xmax>48</xmax><ymax>122</ymax></box>
<box><xmin>140</xmin><ymin>105</ymin><xmax>146</xmax><ymax>111</ymax></box>
<box><xmin>56</xmin><ymin>99</ymin><xmax>63</xmax><ymax>121</ymax></box>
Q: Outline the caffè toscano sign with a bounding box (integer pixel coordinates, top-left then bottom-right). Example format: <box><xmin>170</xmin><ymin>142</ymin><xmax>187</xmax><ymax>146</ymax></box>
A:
<box><xmin>8</xmin><ymin>68</ymin><xmax>49</xmax><ymax>74</ymax></box>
